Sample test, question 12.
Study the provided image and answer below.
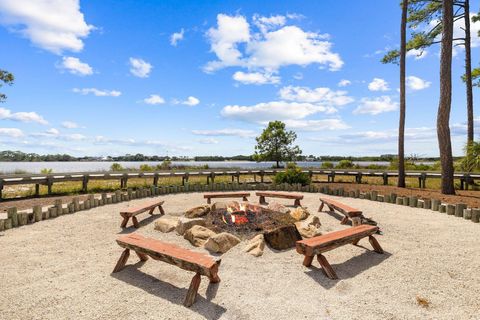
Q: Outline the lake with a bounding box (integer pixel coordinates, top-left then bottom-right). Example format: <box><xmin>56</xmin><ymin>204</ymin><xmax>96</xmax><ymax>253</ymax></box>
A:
<box><xmin>0</xmin><ymin>161</ymin><xmax>399</xmax><ymax>174</ymax></box>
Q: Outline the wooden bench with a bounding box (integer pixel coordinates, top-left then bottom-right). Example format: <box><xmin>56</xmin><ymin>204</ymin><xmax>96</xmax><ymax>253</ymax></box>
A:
<box><xmin>203</xmin><ymin>192</ymin><xmax>250</xmax><ymax>204</ymax></box>
<box><xmin>296</xmin><ymin>225</ymin><xmax>383</xmax><ymax>279</ymax></box>
<box><xmin>119</xmin><ymin>200</ymin><xmax>165</xmax><ymax>228</ymax></box>
<box><xmin>318</xmin><ymin>197</ymin><xmax>363</xmax><ymax>226</ymax></box>
<box><xmin>113</xmin><ymin>233</ymin><xmax>221</xmax><ymax>307</ymax></box>
<box><xmin>256</xmin><ymin>191</ymin><xmax>303</xmax><ymax>206</ymax></box>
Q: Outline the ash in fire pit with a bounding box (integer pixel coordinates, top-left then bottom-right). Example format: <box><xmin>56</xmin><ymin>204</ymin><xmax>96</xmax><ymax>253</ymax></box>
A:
<box><xmin>204</xmin><ymin>201</ymin><xmax>298</xmax><ymax>241</ymax></box>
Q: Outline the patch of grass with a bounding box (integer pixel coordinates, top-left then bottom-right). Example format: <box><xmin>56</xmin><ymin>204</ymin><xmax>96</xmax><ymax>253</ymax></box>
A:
<box><xmin>416</xmin><ymin>296</ymin><xmax>431</xmax><ymax>308</ymax></box>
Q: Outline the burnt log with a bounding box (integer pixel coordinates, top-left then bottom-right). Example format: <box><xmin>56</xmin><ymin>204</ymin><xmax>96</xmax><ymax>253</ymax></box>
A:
<box><xmin>263</xmin><ymin>224</ymin><xmax>302</xmax><ymax>250</ymax></box>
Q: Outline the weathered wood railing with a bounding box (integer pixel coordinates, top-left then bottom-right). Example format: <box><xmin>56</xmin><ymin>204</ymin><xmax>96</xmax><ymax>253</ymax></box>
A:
<box><xmin>1</xmin><ymin>169</ymin><xmax>479</xmax><ymax>200</ymax></box>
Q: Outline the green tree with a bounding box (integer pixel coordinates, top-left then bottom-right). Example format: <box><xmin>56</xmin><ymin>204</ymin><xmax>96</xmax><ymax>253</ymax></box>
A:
<box><xmin>382</xmin><ymin>0</ymin><xmax>408</xmax><ymax>188</ymax></box>
<box><xmin>0</xmin><ymin>69</ymin><xmax>14</xmax><ymax>103</ymax></box>
<box><xmin>438</xmin><ymin>0</ymin><xmax>456</xmax><ymax>194</ymax></box>
<box><xmin>253</xmin><ymin>121</ymin><xmax>302</xmax><ymax>168</ymax></box>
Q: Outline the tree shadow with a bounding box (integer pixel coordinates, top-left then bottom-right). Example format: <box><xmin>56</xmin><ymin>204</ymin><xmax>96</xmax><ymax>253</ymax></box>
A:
<box><xmin>117</xmin><ymin>214</ymin><xmax>162</xmax><ymax>234</ymax></box>
<box><xmin>304</xmin><ymin>249</ymin><xmax>392</xmax><ymax>289</ymax></box>
<box><xmin>111</xmin><ymin>262</ymin><xmax>226</xmax><ymax>319</ymax></box>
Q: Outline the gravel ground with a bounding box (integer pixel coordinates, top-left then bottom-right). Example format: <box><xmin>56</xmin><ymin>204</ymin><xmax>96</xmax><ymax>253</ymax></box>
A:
<box><xmin>0</xmin><ymin>192</ymin><xmax>479</xmax><ymax>320</ymax></box>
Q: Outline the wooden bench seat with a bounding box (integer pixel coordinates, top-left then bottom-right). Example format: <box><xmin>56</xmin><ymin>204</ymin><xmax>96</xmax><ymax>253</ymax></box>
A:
<box><xmin>318</xmin><ymin>197</ymin><xmax>363</xmax><ymax>226</ymax></box>
<box><xmin>256</xmin><ymin>191</ymin><xmax>303</xmax><ymax>206</ymax></box>
<box><xmin>113</xmin><ymin>233</ymin><xmax>221</xmax><ymax>307</ymax></box>
<box><xmin>203</xmin><ymin>192</ymin><xmax>250</xmax><ymax>204</ymax></box>
<box><xmin>119</xmin><ymin>200</ymin><xmax>165</xmax><ymax>228</ymax></box>
<box><xmin>296</xmin><ymin>225</ymin><xmax>383</xmax><ymax>279</ymax></box>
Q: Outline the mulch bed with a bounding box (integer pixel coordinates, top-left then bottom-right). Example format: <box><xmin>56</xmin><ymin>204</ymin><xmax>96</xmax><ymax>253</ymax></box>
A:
<box><xmin>318</xmin><ymin>183</ymin><xmax>480</xmax><ymax>208</ymax></box>
<box><xmin>2</xmin><ymin>182</ymin><xmax>480</xmax><ymax>212</ymax></box>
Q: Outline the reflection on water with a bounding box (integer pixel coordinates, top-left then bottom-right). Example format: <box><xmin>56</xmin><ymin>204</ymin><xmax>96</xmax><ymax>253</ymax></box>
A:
<box><xmin>0</xmin><ymin>160</ymin><xmax>432</xmax><ymax>174</ymax></box>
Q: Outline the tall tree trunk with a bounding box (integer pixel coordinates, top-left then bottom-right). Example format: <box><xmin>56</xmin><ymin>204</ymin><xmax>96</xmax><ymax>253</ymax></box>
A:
<box><xmin>438</xmin><ymin>0</ymin><xmax>456</xmax><ymax>195</ymax></box>
<box><xmin>464</xmin><ymin>0</ymin><xmax>474</xmax><ymax>144</ymax></box>
<box><xmin>398</xmin><ymin>0</ymin><xmax>408</xmax><ymax>188</ymax></box>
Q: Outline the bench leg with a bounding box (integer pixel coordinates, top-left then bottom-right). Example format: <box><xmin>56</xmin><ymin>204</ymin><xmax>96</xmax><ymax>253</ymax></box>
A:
<box><xmin>259</xmin><ymin>196</ymin><xmax>266</xmax><ymax>204</ymax></box>
<box><xmin>207</xmin><ymin>198</ymin><xmax>211</xmax><ymax>204</ymax></box>
<box><xmin>148</xmin><ymin>207</ymin><xmax>155</xmax><ymax>215</ymax></box>
<box><xmin>158</xmin><ymin>205</ymin><xmax>165</xmax><ymax>215</ymax></box>
<box><xmin>135</xmin><ymin>251</ymin><xmax>149</xmax><ymax>261</ymax></box>
<box><xmin>112</xmin><ymin>249</ymin><xmax>130</xmax><ymax>273</ymax></box>
<box><xmin>209</xmin><ymin>272</ymin><xmax>221</xmax><ymax>284</ymax></box>
<box><xmin>351</xmin><ymin>217</ymin><xmax>361</xmax><ymax>227</ymax></box>
<box><xmin>120</xmin><ymin>215</ymin><xmax>130</xmax><ymax>228</ymax></box>
<box><xmin>184</xmin><ymin>273</ymin><xmax>201</xmax><ymax>307</ymax></box>
<box><xmin>317</xmin><ymin>254</ymin><xmax>338</xmax><ymax>280</ymax></box>
<box><xmin>294</xmin><ymin>199</ymin><xmax>301</xmax><ymax>207</ymax></box>
<box><xmin>242</xmin><ymin>196</ymin><xmax>248</xmax><ymax>202</ymax></box>
<box><xmin>368</xmin><ymin>235</ymin><xmax>384</xmax><ymax>254</ymax></box>
<box><xmin>131</xmin><ymin>216</ymin><xmax>140</xmax><ymax>228</ymax></box>
<box><xmin>303</xmin><ymin>255</ymin><xmax>314</xmax><ymax>267</ymax></box>
<box><xmin>340</xmin><ymin>216</ymin><xmax>349</xmax><ymax>225</ymax></box>
<box><xmin>318</xmin><ymin>202</ymin><xmax>324</xmax><ymax>212</ymax></box>
<box><xmin>352</xmin><ymin>239</ymin><xmax>360</xmax><ymax>246</ymax></box>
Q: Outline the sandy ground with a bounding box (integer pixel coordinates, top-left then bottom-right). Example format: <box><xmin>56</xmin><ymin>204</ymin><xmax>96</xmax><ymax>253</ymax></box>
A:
<box><xmin>0</xmin><ymin>192</ymin><xmax>479</xmax><ymax>320</ymax></box>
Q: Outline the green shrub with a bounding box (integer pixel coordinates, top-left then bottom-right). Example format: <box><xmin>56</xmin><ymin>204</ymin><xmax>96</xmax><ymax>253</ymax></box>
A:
<box><xmin>364</xmin><ymin>164</ymin><xmax>387</xmax><ymax>170</ymax></box>
<box><xmin>156</xmin><ymin>159</ymin><xmax>172</xmax><ymax>170</ymax></box>
<box><xmin>40</xmin><ymin>168</ymin><xmax>52</xmax><ymax>174</ymax></box>
<box><xmin>110</xmin><ymin>163</ymin><xmax>124</xmax><ymax>171</ymax></box>
<box><xmin>139</xmin><ymin>164</ymin><xmax>153</xmax><ymax>171</ymax></box>
<box><xmin>321</xmin><ymin>161</ymin><xmax>334</xmax><ymax>169</ymax></box>
<box><xmin>273</xmin><ymin>163</ymin><xmax>311</xmax><ymax>185</ymax></box>
<box><xmin>335</xmin><ymin>160</ymin><xmax>354</xmax><ymax>169</ymax></box>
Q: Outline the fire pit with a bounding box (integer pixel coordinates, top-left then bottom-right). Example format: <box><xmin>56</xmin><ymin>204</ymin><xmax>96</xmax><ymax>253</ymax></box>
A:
<box><xmin>204</xmin><ymin>201</ymin><xmax>299</xmax><ymax>243</ymax></box>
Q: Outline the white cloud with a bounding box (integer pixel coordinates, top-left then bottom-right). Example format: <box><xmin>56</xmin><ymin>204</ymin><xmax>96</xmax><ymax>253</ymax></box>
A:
<box><xmin>191</xmin><ymin>128</ymin><xmax>256</xmax><ymax>138</ymax></box>
<box><xmin>453</xmin><ymin>14</ymin><xmax>480</xmax><ymax>48</ymax></box>
<box><xmin>293</xmin><ymin>73</ymin><xmax>303</xmax><ymax>80</ymax></box>
<box><xmin>170</xmin><ymin>28</ymin><xmax>184</xmax><ymax>46</ymax></box>
<box><xmin>353</xmin><ymin>96</ymin><xmax>398</xmax><ymax>115</ymax></box>
<box><xmin>129</xmin><ymin>57</ymin><xmax>152</xmax><ymax>78</ymax></box>
<box><xmin>253</xmin><ymin>14</ymin><xmax>286</xmax><ymax>33</ymax></box>
<box><xmin>279</xmin><ymin>86</ymin><xmax>354</xmax><ymax>105</ymax></box>
<box><xmin>204</xmin><ymin>14</ymin><xmax>343</xmax><ymax>73</ymax></box>
<box><xmin>0</xmin><ymin>127</ymin><xmax>24</xmax><ymax>138</ymax></box>
<box><xmin>45</xmin><ymin>128</ymin><xmax>59</xmax><ymax>135</ymax></box>
<box><xmin>197</xmin><ymin>138</ymin><xmax>219</xmax><ymax>144</ymax></box>
<box><xmin>143</xmin><ymin>94</ymin><xmax>165</xmax><ymax>105</ymax></box>
<box><xmin>173</xmin><ymin>96</ymin><xmax>200</xmax><ymax>106</ymax></box>
<box><xmin>73</xmin><ymin>88</ymin><xmax>121</xmax><ymax>97</ymax></box>
<box><xmin>61</xmin><ymin>121</ymin><xmax>80</xmax><ymax>129</ymax></box>
<box><xmin>406</xmin><ymin>48</ymin><xmax>428</xmax><ymax>60</ymax></box>
<box><xmin>232</xmin><ymin>71</ymin><xmax>280</xmax><ymax>85</ymax></box>
<box><xmin>63</xmin><ymin>133</ymin><xmax>85</xmax><ymax>141</ymax></box>
<box><xmin>0</xmin><ymin>107</ymin><xmax>48</xmax><ymax>125</ymax></box>
<box><xmin>221</xmin><ymin>101</ymin><xmax>336</xmax><ymax>123</ymax></box>
<box><xmin>0</xmin><ymin>0</ymin><xmax>93</xmax><ymax>54</ymax></box>
<box><xmin>283</xmin><ymin>119</ymin><xmax>350</xmax><ymax>131</ymax></box>
<box><xmin>368</xmin><ymin>78</ymin><xmax>389</xmax><ymax>91</ymax></box>
<box><xmin>338</xmin><ymin>79</ymin><xmax>351</xmax><ymax>87</ymax></box>
<box><xmin>59</xmin><ymin>56</ymin><xmax>93</xmax><ymax>75</ymax></box>
<box><xmin>406</xmin><ymin>76</ymin><xmax>431</xmax><ymax>91</ymax></box>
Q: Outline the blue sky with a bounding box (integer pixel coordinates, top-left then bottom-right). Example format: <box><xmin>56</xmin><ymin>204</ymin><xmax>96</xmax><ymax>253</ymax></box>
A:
<box><xmin>0</xmin><ymin>0</ymin><xmax>479</xmax><ymax>157</ymax></box>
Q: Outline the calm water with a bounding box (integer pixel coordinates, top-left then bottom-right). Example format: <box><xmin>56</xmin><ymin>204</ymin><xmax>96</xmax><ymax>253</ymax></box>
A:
<box><xmin>0</xmin><ymin>161</ymin><xmax>397</xmax><ymax>174</ymax></box>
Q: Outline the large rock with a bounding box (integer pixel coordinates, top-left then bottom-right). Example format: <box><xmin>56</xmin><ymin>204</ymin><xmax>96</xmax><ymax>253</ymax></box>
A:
<box><xmin>295</xmin><ymin>222</ymin><xmax>322</xmax><ymax>238</ymax></box>
<box><xmin>263</xmin><ymin>225</ymin><xmax>302</xmax><ymax>250</ymax></box>
<box><xmin>204</xmin><ymin>232</ymin><xmax>241</xmax><ymax>253</ymax></box>
<box><xmin>185</xmin><ymin>205</ymin><xmax>210</xmax><ymax>218</ymax></box>
<box><xmin>211</xmin><ymin>202</ymin><xmax>227</xmax><ymax>211</ymax></box>
<box><xmin>184</xmin><ymin>225</ymin><xmax>216</xmax><ymax>247</ymax></box>
<box><xmin>154</xmin><ymin>216</ymin><xmax>178</xmax><ymax>233</ymax></box>
<box><xmin>267</xmin><ymin>202</ymin><xmax>291</xmax><ymax>214</ymax></box>
<box><xmin>243</xmin><ymin>234</ymin><xmax>265</xmax><ymax>257</ymax></box>
<box><xmin>295</xmin><ymin>215</ymin><xmax>322</xmax><ymax>238</ymax></box>
<box><xmin>290</xmin><ymin>207</ymin><xmax>310</xmax><ymax>221</ymax></box>
<box><xmin>176</xmin><ymin>217</ymin><xmax>206</xmax><ymax>235</ymax></box>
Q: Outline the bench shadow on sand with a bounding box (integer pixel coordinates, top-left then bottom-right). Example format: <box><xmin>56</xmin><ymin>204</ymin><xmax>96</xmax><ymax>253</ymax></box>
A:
<box><xmin>305</xmin><ymin>249</ymin><xmax>392</xmax><ymax>289</ymax></box>
<box><xmin>117</xmin><ymin>214</ymin><xmax>162</xmax><ymax>234</ymax></box>
<box><xmin>111</xmin><ymin>262</ymin><xmax>226</xmax><ymax>319</ymax></box>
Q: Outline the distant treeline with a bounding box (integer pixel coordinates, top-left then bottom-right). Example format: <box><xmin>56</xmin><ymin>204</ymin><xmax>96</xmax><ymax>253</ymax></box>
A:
<box><xmin>0</xmin><ymin>150</ymin><xmax>448</xmax><ymax>162</ymax></box>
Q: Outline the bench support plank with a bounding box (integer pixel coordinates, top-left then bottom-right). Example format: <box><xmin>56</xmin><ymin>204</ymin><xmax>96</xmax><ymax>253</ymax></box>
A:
<box><xmin>184</xmin><ymin>273</ymin><xmax>201</xmax><ymax>307</ymax></box>
<box><xmin>113</xmin><ymin>249</ymin><xmax>130</xmax><ymax>273</ymax></box>
<box><xmin>368</xmin><ymin>235</ymin><xmax>384</xmax><ymax>254</ymax></box>
<box><xmin>317</xmin><ymin>254</ymin><xmax>338</xmax><ymax>279</ymax></box>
